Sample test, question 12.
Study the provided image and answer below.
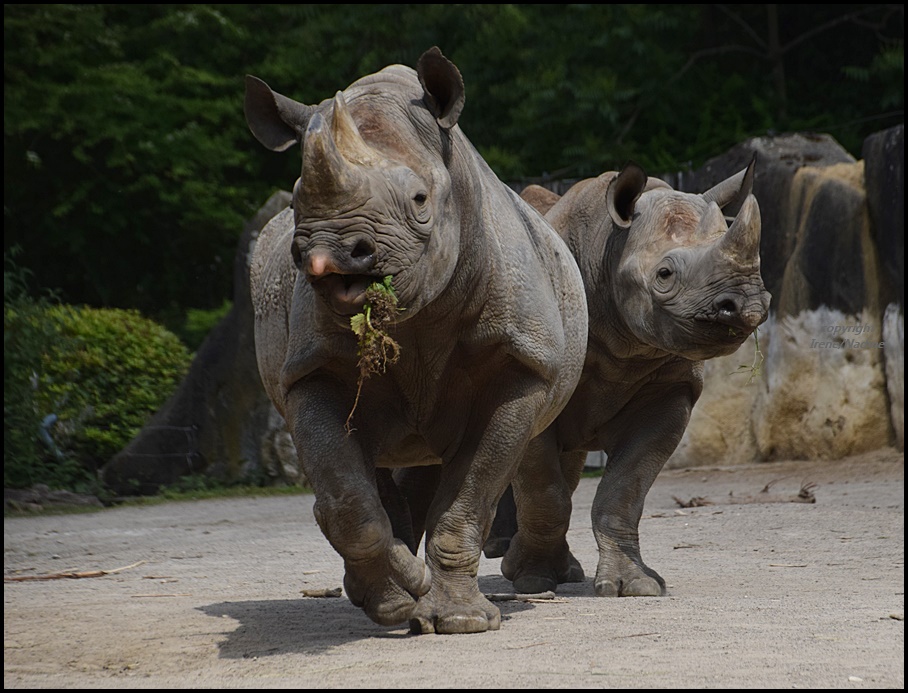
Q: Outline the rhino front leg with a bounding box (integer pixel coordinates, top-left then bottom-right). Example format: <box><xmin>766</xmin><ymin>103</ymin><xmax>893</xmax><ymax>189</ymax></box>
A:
<box><xmin>286</xmin><ymin>383</ymin><xmax>431</xmax><ymax>626</ymax></box>
<box><xmin>501</xmin><ymin>435</ymin><xmax>585</xmax><ymax>593</ymax></box>
<box><xmin>410</xmin><ymin>380</ymin><xmax>548</xmax><ymax>635</ymax></box>
<box><xmin>593</xmin><ymin>385</ymin><xmax>693</xmax><ymax>597</ymax></box>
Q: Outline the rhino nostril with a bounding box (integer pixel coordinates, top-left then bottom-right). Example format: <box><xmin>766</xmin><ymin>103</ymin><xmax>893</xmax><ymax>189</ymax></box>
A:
<box><xmin>716</xmin><ymin>298</ymin><xmax>738</xmax><ymax>316</ymax></box>
<box><xmin>351</xmin><ymin>239</ymin><xmax>376</xmax><ymax>259</ymax></box>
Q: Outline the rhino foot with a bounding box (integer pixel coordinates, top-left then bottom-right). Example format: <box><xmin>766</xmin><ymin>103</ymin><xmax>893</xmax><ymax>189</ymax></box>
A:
<box><xmin>343</xmin><ymin>540</ymin><xmax>432</xmax><ymax>626</ymax></box>
<box><xmin>408</xmin><ymin>580</ymin><xmax>500</xmax><ymax>635</ymax></box>
<box><xmin>500</xmin><ymin>532</ymin><xmax>585</xmax><ymax>594</ymax></box>
<box><xmin>593</xmin><ymin>555</ymin><xmax>666</xmax><ymax>597</ymax></box>
<box><xmin>482</xmin><ymin>536</ymin><xmax>511</xmax><ymax>559</ymax></box>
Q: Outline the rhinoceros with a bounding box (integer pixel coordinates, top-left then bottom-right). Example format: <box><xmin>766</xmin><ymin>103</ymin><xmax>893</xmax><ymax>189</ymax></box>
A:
<box><xmin>244</xmin><ymin>47</ymin><xmax>587</xmax><ymax>633</ymax></box>
<box><xmin>487</xmin><ymin>160</ymin><xmax>771</xmax><ymax>598</ymax></box>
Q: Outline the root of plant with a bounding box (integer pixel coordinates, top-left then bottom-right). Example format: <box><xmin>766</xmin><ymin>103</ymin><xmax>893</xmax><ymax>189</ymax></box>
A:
<box><xmin>345</xmin><ymin>276</ymin><xmax>401</xmax><ymax>434</ymax></box>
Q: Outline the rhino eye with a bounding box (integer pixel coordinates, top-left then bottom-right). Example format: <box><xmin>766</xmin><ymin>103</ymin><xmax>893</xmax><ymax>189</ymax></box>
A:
<box><xmin>657</xmin><ymin>267</ymin><xmax>672</xmax><ymax>279</ymax></box>
<box><xmin>411</xmin><ymin>190</ymin><xmax>431</xmax><ymax>224</ymax></box>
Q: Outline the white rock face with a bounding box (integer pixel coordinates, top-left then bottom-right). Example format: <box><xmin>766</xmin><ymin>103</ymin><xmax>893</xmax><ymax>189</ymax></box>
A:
<box><xmin>753</xmin><ymin>308</ymin><xmax>890</xmax><ymax>460</ymax></box>
<box><xmin>669</xmin><ymin>307</ymin><xmax>894</xmax><ymax>467</ymax></box>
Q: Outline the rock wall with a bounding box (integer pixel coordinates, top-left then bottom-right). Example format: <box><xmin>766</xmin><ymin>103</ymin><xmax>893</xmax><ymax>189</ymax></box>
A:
<box><xmin>753</xmin><ymin>308</ymin><xmax>890</xmax><ymax>460</ymax></box>
<box><xmin>863</xmin><ymin>126</ymin><xmax>904</xmax><ymax>309</ymax></box>
<box><xmin>668</xmin><ymin>125</ymin><xmax>904</xmax><ymax>467</ymax></box>
<box><xmin>101</xmin><ymin>191</ymin><xmax>297</xmax><ymax>495</ymax></box>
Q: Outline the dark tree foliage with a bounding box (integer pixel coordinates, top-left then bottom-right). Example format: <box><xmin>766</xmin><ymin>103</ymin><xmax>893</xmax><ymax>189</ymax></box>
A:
<box><xmin>4</xmin><ymin>4</ymin><xmax>903</xmax><ymax>321</ymax></box>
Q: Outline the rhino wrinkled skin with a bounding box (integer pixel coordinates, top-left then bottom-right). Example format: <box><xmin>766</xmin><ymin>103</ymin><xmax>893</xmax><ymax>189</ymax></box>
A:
<box><xmin>490</xmin><ymin>161</ymin><xmax>771</xmax><ymax>598</ymax></box>
<box><xmin>245</xmin><ymin>48</ymin><xmax>587</xmax><ymax>633</ymax></box>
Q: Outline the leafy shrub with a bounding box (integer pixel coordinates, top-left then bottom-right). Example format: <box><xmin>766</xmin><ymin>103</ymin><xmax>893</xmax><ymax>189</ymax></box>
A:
<box><xmin>178</xmin><ymin>299</ymin><xmax>232</xmax><ymax>351</ymax></box>
<box><xmin>4</xmin><ymin>295</ymin><xmax>192</xmax><ymax>492</ymax></box>
<box><xmin>4</xmin><ymin>252</ymin><xmax>70</xmax><ymax>488</ymax></box>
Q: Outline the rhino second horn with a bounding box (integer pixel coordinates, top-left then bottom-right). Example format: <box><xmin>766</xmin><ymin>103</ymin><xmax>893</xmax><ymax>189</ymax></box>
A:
<box><xmin>701</xmin><ymin>157</ymin><xmax>755</xmax><ymax>216</ymax></box>
<box><xmin>300</xmin><ymin>111</ymin><xmax>369</xmax><ymax>205</ymax></box>
<box><xmin>331</xmin><ymin>91</ymin><xmax>381</xmax><ymax>166</ymax></box>
<box><xmin>718</xmin><ymin>194</ymin><xmax>762</xmax><ymax>264</ymax></box>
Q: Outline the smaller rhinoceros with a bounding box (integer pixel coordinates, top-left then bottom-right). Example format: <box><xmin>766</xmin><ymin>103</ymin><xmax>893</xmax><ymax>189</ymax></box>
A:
<box><xmin>245</xmin><ymin>48</ymin><xmax>587</xmax><ymax>633</ymax></box>
<box><xmin>490</xmin><ymin>160</ymin><xmax>771</xmax><ymax>598</ymax></box>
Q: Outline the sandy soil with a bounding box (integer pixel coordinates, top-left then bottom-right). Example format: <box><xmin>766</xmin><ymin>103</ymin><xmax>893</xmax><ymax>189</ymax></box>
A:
<box><xmin>4</xmin><ymin>448</ymin><xmax>904</xmax><ymax>689</ymax></box>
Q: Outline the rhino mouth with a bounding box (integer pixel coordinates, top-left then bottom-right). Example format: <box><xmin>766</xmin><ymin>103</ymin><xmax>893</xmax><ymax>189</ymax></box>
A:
<box><xmin>310</xmin><ymin>273</ymin><xmax>381</xmax><ymax>316</ymax></box>
<box><xmin>694</xmin><ymin>317</ymin><xmax>756</xmax><ymax>344</ymax></box>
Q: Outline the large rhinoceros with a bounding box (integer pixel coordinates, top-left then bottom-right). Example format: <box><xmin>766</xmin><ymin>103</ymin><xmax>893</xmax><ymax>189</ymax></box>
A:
<box><xmin>489</xmin><ymin>161</ymin><xmax>771</xmax><ymax>598</ymax></box>
<box><xmin>244</xmin><ymin>47</ymin><xmax>587</xmax><ymax>633</ymax></box>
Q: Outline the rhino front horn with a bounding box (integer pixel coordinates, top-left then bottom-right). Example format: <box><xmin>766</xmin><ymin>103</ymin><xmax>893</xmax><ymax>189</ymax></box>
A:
<box><xmin>718</xmin><ymin>194</ymin><xmax>762</xmax><ymax>264</ymax></box>
<box><xmin>299</xmin><ymin>108</ymin><xmax>369</xmax><ymax>206</ymax></box>
<box><xmin>330</xmin><ymin>91</ymin><xmax>381</xmax><ymax>166</ymax></box>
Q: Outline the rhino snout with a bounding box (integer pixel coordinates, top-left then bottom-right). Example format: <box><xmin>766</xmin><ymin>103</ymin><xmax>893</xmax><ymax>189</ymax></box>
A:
<box><xmin>712</xmin><ymin>291</ymin><xmax>769</xmax><ymax>330</ymax></box>
<box><xmin>294</xmin><ymin>236</ymin><xmax>377</xmax><ymax>280</ymax></box>
<box><xmin>294</xmin><ymin>235</ymin><xmax>381</xmax><ymax>315</ymax></box>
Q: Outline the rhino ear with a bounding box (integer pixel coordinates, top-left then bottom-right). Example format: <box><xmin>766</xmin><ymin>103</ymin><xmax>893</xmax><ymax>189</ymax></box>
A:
<box><xmin>417</xmin><ymin>47</ymin><xmax>465</xmax><ymax>129</ymax></box>
<box><xmin>701</xmin><ymin>154</ymin><xmax>756</xmax><ymax>217</ymax></box>
<box><xmin>244</xmin><ymin>75</ymin><xmax>316</xmax><ymax>152</ymax></box>
<box><xmin>607</xmin><ymin>162</ymin><xmax>648</xmax><ymax>229</ymax></box>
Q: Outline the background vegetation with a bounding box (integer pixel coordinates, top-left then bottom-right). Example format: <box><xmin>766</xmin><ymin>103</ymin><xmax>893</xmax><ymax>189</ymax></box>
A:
<box><xmin>5</xmin><ymin>4</ymin><xmax>902</xmax><ymax>324</ymax></box>
<box><xmin>5</xmin><ymin>255</ymin><xmax>192</xmax><ymax>491</ymax></box>
<box><xmin>3</xmin><ymin>5</ymin><xmax>903</xmax><ymax>491</ymax></box>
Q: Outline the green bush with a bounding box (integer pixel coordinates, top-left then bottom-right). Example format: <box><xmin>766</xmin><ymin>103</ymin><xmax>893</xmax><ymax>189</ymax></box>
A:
<box><xmin>4</xmin><ymin>254</ymin><xmax>69</xmax><ymax>489</ymax></box>
<box><xmin>178</xmin><ymin>299</ymin><xmax>232</xmax><ymax>351</ymax></box>
<box><xmin>4</xmin><ymin>297</ymin><xmax>192</xmax><ymax>492</ymax></box>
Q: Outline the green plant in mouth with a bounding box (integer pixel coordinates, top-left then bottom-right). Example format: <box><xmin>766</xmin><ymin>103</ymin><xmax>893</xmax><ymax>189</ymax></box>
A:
<box><xmin>730</xmin><ymin>326</ymin><xmax>764</xmax><ymax>385</ymax></box>
<box><xmin>345</xmin><ymin>276</ymin><xmax>401</xmax><ymax>433</ymax></box>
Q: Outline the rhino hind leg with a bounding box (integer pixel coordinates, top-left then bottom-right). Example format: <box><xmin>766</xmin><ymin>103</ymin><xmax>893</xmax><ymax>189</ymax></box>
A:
<box><xmin>483</xmin><ymin>484</ymin><xmax>518</xmax><ymax>559</ymax></box>
<box><xmin>392</xmin><ymin>465</ymin><xmax>442</xmax><ymax>553</ymax></box>
<box><xmin>376</xmin><ymin>468</ymin><xmax>419</xmax><ymax>554</ymax></box>
<box><xmin>502</xmin><ymin>533</ymin><xmax>585</xmax><ymax>594</ymax></box>
<box><xmin>500</xmin><ymin>441</ymin><xmax>586</xmax><ymax>593</ymax></box>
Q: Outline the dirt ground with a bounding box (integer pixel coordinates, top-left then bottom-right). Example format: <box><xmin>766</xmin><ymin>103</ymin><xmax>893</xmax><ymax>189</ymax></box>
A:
<box><xmin>4</xmin><ymin>448</ymin><xmax>904</xmax><ymax>689</ymax></box>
